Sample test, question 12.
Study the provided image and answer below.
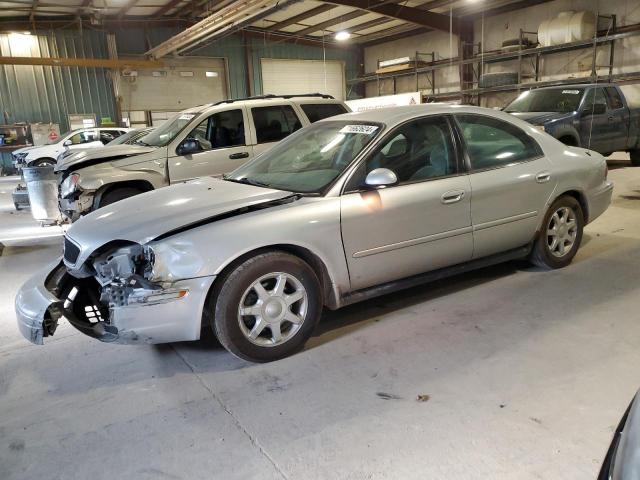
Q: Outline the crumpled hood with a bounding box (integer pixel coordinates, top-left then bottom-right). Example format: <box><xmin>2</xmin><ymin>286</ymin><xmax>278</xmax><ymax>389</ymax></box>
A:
<box><xmin>54</xmin><ymin>144</ymin><xmax>156</xmax><ymax>172</ymax></box>
<box><xmin>66</xmin><ymin>177</ymin><xmax>294</xmax><ymax>264</ymax></box>
<box><xmin>12</xmin><ymin>145</ymin><xmax>37</xmax><ymax>156</ymax></box>
<box><xmin>508</xmin><ymin>111</ymin><xmax>573</xmax><ymax>125</ymax></box>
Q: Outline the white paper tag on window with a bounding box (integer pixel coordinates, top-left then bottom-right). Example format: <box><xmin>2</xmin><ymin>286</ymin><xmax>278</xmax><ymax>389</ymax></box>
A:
<box><xmin>562</xmin><ymin>90</ymin><xmax>580</xmax><ymax>94</ymax></box>
<box><xmin>339</xmin><ymin>124</ymin><xmax>379</xmax><ymax>135</ymax></box>
<box><xmin>178</xmin><ymin>114</ymin><xmax>195</xmax><ymax>120</ymax></box>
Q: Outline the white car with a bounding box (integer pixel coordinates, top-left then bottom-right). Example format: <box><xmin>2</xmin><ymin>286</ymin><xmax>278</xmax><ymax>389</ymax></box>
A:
<box><xmin>11</xmin><ymin>127</ymin><xmax>130</xmax><ymax>168</ymax></box>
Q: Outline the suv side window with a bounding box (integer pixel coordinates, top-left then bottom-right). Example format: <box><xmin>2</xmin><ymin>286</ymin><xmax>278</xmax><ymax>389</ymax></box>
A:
<box><xmin>252</xmin><ymin>105</ymin><xmax>302</xmax><ymax>143</ymax></box>
<box><xmin>583</xmin><ymin>87</ymin><xmax>609</xmax><ymax>112</ymax></box>
<box><xmin>456</xmin><ymin>114</ymin><xmax>541</xmax><ymax>170</ymax></box>
<box><xmin>605</xmin><ymin>87</ymin><xmax>624</xmax><ymax>109</ymax></box>
<box><xmin>346</xmin><ymin>117</ymin><xmax>456</xmax><ymax>191</ymax></box>
<box><xmin>186</xmin><ymin>109</ymin><xmax>245</xmax><ymax>151</ymax></box>
<box><xmin>300</xmin><ymin>103</ymin><xmax>348</xmax><ymax>123</ymax></box>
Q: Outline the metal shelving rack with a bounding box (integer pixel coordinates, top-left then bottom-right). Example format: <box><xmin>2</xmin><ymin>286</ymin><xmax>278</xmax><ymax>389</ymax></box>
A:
<box><xmin>348</xmin><ymin>16</ymin><xmax>640</xmax><ymax>104</ymax></box>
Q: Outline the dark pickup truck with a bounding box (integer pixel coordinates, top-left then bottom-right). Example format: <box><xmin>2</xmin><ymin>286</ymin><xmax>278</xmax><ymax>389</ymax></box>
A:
<box><xmin>505</xmin><ymin>83</ymin><xmax>640</xmax><ymax>165</ymax></box>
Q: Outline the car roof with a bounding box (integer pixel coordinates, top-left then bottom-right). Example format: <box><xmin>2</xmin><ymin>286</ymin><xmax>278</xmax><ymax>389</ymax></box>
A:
<box><xmin>186</xmin><ymin>96</ymin><xmax>343</xmax><ymax>114</ymax></box>
<box><xmin>321</xmin><ymin>104</ymin><xmax>517</xmax><ymax>126</ymax></box>
<box><xmin>529</xmin><ymin>83</ymin><xmax>616</xmax><ymax>90</ymax></box>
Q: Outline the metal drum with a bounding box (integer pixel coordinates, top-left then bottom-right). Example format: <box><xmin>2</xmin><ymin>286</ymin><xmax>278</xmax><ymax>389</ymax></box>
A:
<box><xmin>22</xmin><ymin>166</ymin><xmax>61</xmax><ymax>225</ymax></box>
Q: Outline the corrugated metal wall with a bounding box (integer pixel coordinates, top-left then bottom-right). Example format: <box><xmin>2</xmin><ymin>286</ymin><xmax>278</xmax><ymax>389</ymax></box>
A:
<box><xmin>0</xmin><ymin>29</ymin><xmax>118</xmax><ymax>170</ymax></box>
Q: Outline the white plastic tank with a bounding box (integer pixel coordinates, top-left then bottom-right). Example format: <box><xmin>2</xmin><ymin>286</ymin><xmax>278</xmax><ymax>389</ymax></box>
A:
<box><xmin>538</xmin><ymin>11</ymin><xmax>596</xmax><ymax>47</ymax></box>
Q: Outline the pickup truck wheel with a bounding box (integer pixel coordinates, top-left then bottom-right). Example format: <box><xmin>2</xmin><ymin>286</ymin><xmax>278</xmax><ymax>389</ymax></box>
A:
<box><xmin>209</xmin><ymin>251</ymin><xmax>322</xmax><ymax>362</ymax></box>
<box><xmin>98</xmin><ymin>187</ymin><xmax>143</xmax><ymax>208</ymax></box>
<box><xmin>530</xmin><ymin>195</ymin><xmax>584</xmax><ymax>269</ymax></box>
<box><xmin>630</xmin><ymin>150</ymin><xmax>640</xmax><ymax>167</ymax></box>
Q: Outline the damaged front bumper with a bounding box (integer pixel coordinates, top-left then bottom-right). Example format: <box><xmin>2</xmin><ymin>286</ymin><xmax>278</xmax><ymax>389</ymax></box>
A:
<box><xmin>15</xmin><ymin>260</ymin><xmax>216</xmax><ymax>345</ymax></box>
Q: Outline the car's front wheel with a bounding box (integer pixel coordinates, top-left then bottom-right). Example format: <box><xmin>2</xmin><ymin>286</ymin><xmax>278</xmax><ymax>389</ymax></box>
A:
<box><xmin>209</xmin><ymin>251</ymin><xmax>322</xmax><ymax>362</ymax></box>
<box><xmin>530</xmin><ymin>195</ymin><xmax>584</xmax><ymax>269</ymax></box>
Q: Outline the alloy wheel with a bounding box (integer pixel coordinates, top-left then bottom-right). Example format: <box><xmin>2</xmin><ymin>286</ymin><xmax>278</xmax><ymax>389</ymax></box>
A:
<box><xmin>546</xmin><ymin>206</ymin><xmax>578</xmax><ymax>258</ymax></box>
<box><xmin>238</xmin><ymin>272</ymin><xmax>308</xmax><ymax>347</ymax></box>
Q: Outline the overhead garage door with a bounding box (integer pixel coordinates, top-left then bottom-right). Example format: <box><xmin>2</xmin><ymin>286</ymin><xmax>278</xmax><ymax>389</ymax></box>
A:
<box><xmin>261</xmin><ymin>58</ymin><xmax>345</xmax><ymax>100</ymax></box>
<box><xmin>119</xmin><ymin>57</ymin><xmax>228</xmax><ymax>112</ymax></box>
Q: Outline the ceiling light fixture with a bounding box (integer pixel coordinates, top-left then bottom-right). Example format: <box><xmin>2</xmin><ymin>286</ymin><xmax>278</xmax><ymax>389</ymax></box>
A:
<box><xmin>335</xmin><ymin>31</ymin><xmax>351</xmax><ymax>41</ymax></box>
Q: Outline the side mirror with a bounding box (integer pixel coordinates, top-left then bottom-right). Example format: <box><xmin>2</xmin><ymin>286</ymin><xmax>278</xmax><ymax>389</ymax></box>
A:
<box><xmin>177</xmin><ymin>138</ymin><xmax>202</xmax><ymax>156</ymax></box>
<box><xmin>63</xmin><ymin>139</ymin><xmax>72</xmax><ymax>146</ymax></box>
<box><xmin>364</xmin><ymin>168</ymin><xmax>398</xmax><ymax>188</ymax></box>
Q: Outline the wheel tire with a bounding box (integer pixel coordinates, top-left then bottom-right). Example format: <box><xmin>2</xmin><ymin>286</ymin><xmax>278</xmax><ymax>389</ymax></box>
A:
<box><xmin>530</xmin><ymin>195</ymin><xmax>584</xmax><ymax>269</ymax></box>
<box><xmin>98</xmin><ymin>187</ymin><xmax>143</xmax><ymax>209</ymax></box>
<box><xmin>209</xmin><ymin>251</ymin><xmax>322</xmax><ymax>362</ymax></box>
<box><xmin>630</xmin><ymin>150</ymin><xmax>640</xmax><ymax>167</ymax></box>
<box><xmin>33</xmin><ymin>158</ymin><xmax>55</xmax><ymax>167</ymax></box>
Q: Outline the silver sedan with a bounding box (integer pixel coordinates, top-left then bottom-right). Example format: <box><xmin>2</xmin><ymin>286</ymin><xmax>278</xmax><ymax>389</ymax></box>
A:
<box><xmin>16</xmin><ymin>105</ymin><xmax>613</xmax><ymax>362</ymax></box>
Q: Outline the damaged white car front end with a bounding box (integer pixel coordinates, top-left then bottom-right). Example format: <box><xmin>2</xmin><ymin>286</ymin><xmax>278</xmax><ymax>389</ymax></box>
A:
<box><xmin>15</xmin><ymin>241</ymin><xmax>215</xmax><ymax>345</ymax></box>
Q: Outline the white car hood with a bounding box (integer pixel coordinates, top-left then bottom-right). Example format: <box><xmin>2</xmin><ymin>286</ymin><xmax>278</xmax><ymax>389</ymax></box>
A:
<box><xmin>55</xmin><ymin>144</ymin><xmax>156</xmax><ymax>172</ymax></box>
<box><xmin>66</xmin><ymin>177</ymin><xmax>295</xmax><ymax>266</ymax></box>
<box><xmin>13</xmin><ymin>145</ymin><xmax>37</xmax><ymax>155</ymax></box>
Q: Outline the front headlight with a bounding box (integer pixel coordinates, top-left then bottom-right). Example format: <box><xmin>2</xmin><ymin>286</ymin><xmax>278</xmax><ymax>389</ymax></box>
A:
<box><xmin>60</xmin><ymin>173</ymin><xmax>80</xmax><ymax>198</ymax></box>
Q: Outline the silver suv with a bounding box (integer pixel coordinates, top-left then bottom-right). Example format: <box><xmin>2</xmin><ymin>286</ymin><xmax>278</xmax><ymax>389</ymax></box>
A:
<box><xmin>55</xmin><ymin>94</ymin><xmax>348</xmax><ymax>220</ymax></box>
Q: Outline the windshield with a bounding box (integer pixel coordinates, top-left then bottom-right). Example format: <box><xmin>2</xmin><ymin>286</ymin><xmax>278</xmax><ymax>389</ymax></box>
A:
<box><xmin>505</xmin><ymin>88</ymin><xmax>585</xmax><ymax>113</ymax></box>
<box><xmin>226</xmin><ymin>121</ymin><xmax>382</xmax><ymax>194</ymax></box>
<box><xmin>107</xmin><ymin>129</ymin><xmax>151</xmax><ymax>146</ymax></box>
<box><xmin>47</xmin><ymin>129</ymin><xmax>80</xmax><ymax>145</ymax></box>
<box><xmin>135</xmin><ymin>112</ymin><xmax>199</xmax><ymax>147</ymax></box>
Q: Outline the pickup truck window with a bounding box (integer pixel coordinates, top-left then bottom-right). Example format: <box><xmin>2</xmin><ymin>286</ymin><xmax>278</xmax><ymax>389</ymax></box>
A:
<box><xmin>504</xmin><ymin>88</ymin><xmax>585</xmax><ymax>113</ymax></box>
<box><xmin>456</xmin><ymin>114</ymin><xmax>541</xmax><ymax>170</ymax></box>
<box><xmin>300</xmin><ymin>103</ymin><xmax>348</xmax><ymax>123</ymax></box>
<box><xmin>605</xmin><ymin>87</ymin><xmax>624</xmax><ymax>109</ymax></box>
<box><xmin>186</xmin><ymin>109</ymin><xmax>245</xmax><ymax>151</ymax></box>
<box><xmin>583</xmin><ymin>88</ymin><xmax>609</xmax><ymax>112</ymax></box>
<box><xmin>252</xmin><ymin>106</ymin><xmax>302</xmax><ymax>144</ymax></box>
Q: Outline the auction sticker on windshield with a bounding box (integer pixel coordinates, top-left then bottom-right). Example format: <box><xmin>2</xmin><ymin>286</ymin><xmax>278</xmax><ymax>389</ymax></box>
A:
<box><xmin>340</xmin><ymin>125</ymin><xmax>379</xmax><ymax>135</ymax></box>
<box><xmin>562</xmin><ymin>90</ymin><xmax>580</xmax><ymax>94</ymax></box>
<box><xmin>179</xmin><ymin>114</ymin><xmax>196</xmax><ymax>120</ymax></box>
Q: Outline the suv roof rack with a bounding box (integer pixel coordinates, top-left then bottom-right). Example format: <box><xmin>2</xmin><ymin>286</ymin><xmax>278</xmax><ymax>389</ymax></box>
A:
<box><xmin>211</xmin><ymin>93</ymin><xmax>335</xmax><ymax>106</ymax></box>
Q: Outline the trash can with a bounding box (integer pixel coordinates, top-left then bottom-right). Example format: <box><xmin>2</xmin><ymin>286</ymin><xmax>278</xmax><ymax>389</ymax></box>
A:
<box><xmin>22</xmin><ymin>166</ymin><xmax>61</xmax><ymax>225</ymax></box>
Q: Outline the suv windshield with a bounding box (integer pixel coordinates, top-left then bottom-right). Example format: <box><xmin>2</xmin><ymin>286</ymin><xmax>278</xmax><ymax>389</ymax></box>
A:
<box><xmin>136</xmin><ymin>112</ymin><xmax>199</xmax><ymax>147</ymax></box>
<box><xmin>504</xmin><ymin>88</ymin><xmax>585</xmax><ymax>113</ymax></box>
<box><xmin>226</xmin><ymin>121</ymin><xmax>382</xmax><ymax>194</ymax></box>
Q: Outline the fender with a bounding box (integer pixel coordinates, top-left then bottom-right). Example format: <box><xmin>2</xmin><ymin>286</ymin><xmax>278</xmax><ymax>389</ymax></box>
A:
<box><xmin>549</xmin><ymin>125</ymin><xmax>581</xmax><ymax>147</ymax></box>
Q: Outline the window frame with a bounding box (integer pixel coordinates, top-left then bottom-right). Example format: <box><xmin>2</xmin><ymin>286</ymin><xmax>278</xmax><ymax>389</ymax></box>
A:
<box><xmin>184</xmin><ymin>107</ymin><xmax>247</xmax><ymax>153</ymax></box>
<box><xmin>605</xmin><ymin>87</ymin><xmax>624</xmax><ymax>110</ymax></box>
<box><xmin>452</xmin><ymin>113</ymin><xmax>544</xmax><ymax>173</ymax></box>
<box><xmin>250</xmin><ymin>104</ymin><xmax>303</xmax><ymax>144</ymax></box>
<box><xmin>342</xmin><ymin>114</ymin><xmax>464</xmax><ymax>194</ymax></box>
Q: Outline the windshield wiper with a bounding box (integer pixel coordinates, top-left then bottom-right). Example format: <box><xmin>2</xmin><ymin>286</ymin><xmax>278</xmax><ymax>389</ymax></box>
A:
<box><xmin>224</xmin><ymin>177</ymin><xmax>271</xmax><ymax>188</ymax></box>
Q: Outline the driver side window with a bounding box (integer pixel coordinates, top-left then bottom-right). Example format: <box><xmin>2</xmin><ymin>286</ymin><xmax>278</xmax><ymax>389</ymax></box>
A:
<box><xmin>346</xmin><ymin>117</ymin><xmax>456</xmax><ymax>190</ymax></box>
<box><xmin>185</xmin><ymin>109</ymin><xmax>245</xmax><ymax>152</ymax></box>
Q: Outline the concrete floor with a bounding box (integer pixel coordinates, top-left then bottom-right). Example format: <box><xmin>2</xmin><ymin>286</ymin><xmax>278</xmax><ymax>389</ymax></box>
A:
<box><xmin>1</xmin><ymin>159</ymin><xmax>639</xmax><ymax>480</ymax></box>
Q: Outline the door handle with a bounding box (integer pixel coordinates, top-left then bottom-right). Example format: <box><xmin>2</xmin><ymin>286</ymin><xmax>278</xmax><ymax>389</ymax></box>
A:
<box><xmin>608</xmin><ymin>116</ymin><xmax>615</xmax><ymax>121</ymax></box>
<box><xmin>441</xmin><ymin>190</ymin><xmax>465</xmax><ymax>204</ymax></box>
<box><xmin>536</xmin><ymin>171</ymin><xmax>551</xmax><ymax>183</ymax></box>
<box><xmin>229</xmin><ymin>152</ymin><xmax>250</xmax><ymax>160</ymax></box>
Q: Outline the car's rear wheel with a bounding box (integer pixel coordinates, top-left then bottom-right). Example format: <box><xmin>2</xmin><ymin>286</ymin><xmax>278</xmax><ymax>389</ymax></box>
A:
<box><xmin>209</xmin><ymin>251</ymin><xmax>322</xmax><ymax>362</ymax></box>
<box><xmin>630</xmin><ymin>149</ymin><xmax>640</xmax><ymax>167</ymax></box>
<box><xmin>530</xmin><ymin>195</ymin><xmax>584</xmax><ymax>269</ymax></box>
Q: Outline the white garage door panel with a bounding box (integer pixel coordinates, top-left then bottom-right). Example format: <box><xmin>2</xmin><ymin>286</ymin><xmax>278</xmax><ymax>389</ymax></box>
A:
<box><xmin>261</xmin><ymin>59</ymin><xmax>345</xmax><ymax>100</ymax></box>
<box><xmin>119</xmin><ymin>57</ymin><xmax>227</xmax><ymax>111</ymax></box>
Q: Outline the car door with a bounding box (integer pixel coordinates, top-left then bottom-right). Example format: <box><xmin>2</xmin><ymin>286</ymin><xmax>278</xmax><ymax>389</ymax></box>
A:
<box><xmin>454</xmin><ymin>114</ymin><xmax>556</xmax><ymax>259</ymax></box>
<box><xmin>340</xmin><ymin>116</ymin><xmax>473</xmax><ymax>291</ymax></box>
<box><xmin>579</xmin><ymin>87</ymin><xmax>612</xmax><ymax>153</ymax></box>
<box><xmin>605</xmin><ymin>87</ymin><xmax>630</xmax><ymax>152</ymax></box>
<box><xmin>249</xmin><ymin>104</ymin><xmax>303</xmax><ymax>157</ymax></box>
<box><xmin>168</xmin><ymin>107</ymin><xmax>253</xmax><ymax>182</ymax></box>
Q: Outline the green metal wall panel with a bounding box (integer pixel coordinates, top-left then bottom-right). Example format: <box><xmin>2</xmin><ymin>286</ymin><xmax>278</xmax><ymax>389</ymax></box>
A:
<box><xmin>0</xmin><ymin>30</ymin><xmax>118</xmax><ymax>170</ymax></box>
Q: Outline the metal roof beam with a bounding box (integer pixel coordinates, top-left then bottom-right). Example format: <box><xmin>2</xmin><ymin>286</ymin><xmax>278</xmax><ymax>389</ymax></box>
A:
<box><xmin>267</xmin><ymin>4</ymin><xmax>336</xmax><ymax>30</ymax></box>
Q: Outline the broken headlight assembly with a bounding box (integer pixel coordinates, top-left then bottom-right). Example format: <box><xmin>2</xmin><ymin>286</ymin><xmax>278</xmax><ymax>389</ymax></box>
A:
<box><xmin>91</xmin><ymin>243</ymin><xmax>189</xmax><ymax>308</ymax></box>
<box><xmin>60</xmin><ymin>173</ymin><xmax>81</xmax><ymax>198</ymax></box>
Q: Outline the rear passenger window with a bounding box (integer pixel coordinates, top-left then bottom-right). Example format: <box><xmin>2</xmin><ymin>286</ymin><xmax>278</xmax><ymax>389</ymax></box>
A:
<box><xmin>456</xmin><ymin>114</ymin><xmax>541</xmax><ymax>170</ymax></box>
<box><xmin>300</xmin><ymin>103</ymin><xmax>348</xmax><ymax>123</ymax></box>
<box><xmin>252</xmin><ymin>106</ymin><xmax>302</xmax><ymax>144</ymax></box>
<box><xmin>606</xmin><ymin>87</ymin><xmax>624</xmax><ymax>109</ymax></box>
